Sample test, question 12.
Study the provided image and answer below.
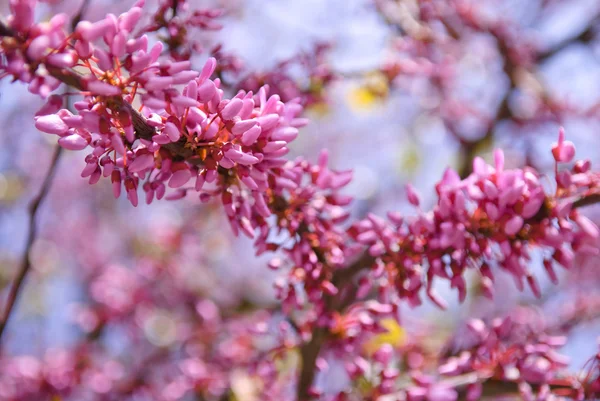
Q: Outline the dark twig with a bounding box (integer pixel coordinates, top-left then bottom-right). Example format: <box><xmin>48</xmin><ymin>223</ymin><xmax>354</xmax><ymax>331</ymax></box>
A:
<box><xmin>71</xmin><ymin>0</ymin><xmax>91</xmax><ymax>31</ymax></box>
<box><xmin>172</xmin><ymin>0</ymin><xmax>179</xmax><ymax>18</ymax></box>
<box><xmin>573</xmin><ymin>193</ymin><xmax>600</xmax><ymax>209</ymax></box>
<box><xmin>0</xmin><ymin>0</ymin><xmax>86</xmax><ymax>344</ymax></box>
<box><xmin>537</xmin><ymin>15</ymin><xmax>599</xmax><ymax>63</ymax></box>
<box><xmin>0</xmin><ymin>145</ymin><xmax>62</xmax><ymax>343</ymax></box>
<box><xmin>457</xmin><ymin>33</ymin><xmax>517</xmax><ymax>178</ymax></box>
<box><xmin>297</xmin><ymin>327</ymin><xmax>327</xmax><ymax>400</ymax></box>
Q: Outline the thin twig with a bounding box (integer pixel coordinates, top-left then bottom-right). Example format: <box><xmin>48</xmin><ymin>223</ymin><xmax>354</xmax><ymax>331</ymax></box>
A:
<box><xmin>0</xmin><ymin>0</ymin><xmax>88</xmax><ymax>343</ymax></box>
<box><xmin>573</xmin><ymin>193</ymin><xmax>600</xmax><ymax>209</ymax></box>
<box><xmin>71</xmin><ymin>0</ymin><xmax>91</xmax><ymax>32</ymax></box>
<box><xmin>0</xmin><ymin>145</ymin><xmax>62</xmax><ymax>342</ymax></box>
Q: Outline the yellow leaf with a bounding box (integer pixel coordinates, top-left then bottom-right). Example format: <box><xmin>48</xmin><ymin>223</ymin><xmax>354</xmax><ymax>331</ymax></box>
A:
<box><xmin>363</xmin><ymin>318</ymin><xmax>407</xmax><ymax>355</ymax></box>
<box><xmin>348</xmin><ymin>86</ymin><xmax>378</xmax><ymax>110</ymax></box>
<box><xmin>0</xmin><ymin>172</ymin><xmax>24</xmax><ymax>203</ymax></box>
<box><xmin>275</xmin><ymin>348</ymin><xmax>299</xmax><ymax>373</ymax></box>
<box><xmin>347</xmin><ymin>72</ymin><xmax>389</xmax><ymax>111</ymax></box>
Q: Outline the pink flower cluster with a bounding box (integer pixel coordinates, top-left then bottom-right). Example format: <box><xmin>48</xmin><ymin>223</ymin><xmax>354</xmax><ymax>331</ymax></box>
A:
<box><xmin>4</xmin><ymin>1</ymin><xmax>600</xmax><ymax>400</ymax></box>
<box><xmin>3</xmin><ymin>0</ymin><xmax>308</xmax><ymax>224</ymax></box>
<box><xmin>255</xmin><ymin>151</ymin><xmax>356</xmax><ymax>310</ymax></box>
<box><xmin>440</xmin><ymin>317</ymin><xmax>571</xmax><ymax>397</ymax></box>
<box><xmin>0</xmin><ymin>217</ymin><xmax>295</xmax><ymax>401</ymax></box>
<box><xmin>348</xmin><ymin>146</ymin><xmax>600</xmax><ymax>307</ymax></box>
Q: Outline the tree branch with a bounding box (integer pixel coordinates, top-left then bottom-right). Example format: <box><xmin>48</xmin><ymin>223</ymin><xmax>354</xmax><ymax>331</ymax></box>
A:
<box><xmin>442</xmin><ymin>372</ymin><xmax>575</xmax><ymax>401</ymax></box>
<box><xmin>572</xmin><ymin>193</ymin><xmax>600</xmax><ymax>209</ymax></box>
<box><xmin>0</xmin><ymin>0</ymin><xmax>88</xmax><ymax>345</ymax></box>
<box><xmin>0</xmin><ymin>19</ymin><xmax>198</xmax><ymax>163</ymax></box>
<box><xmin>457</xmin><ymin>32</ymin><xmax>517</xmax><ymax>178</ymax></box>
<box><xmin>456</xmin><ymin>11</ymin><xmax>600</xmax><ymax>178</ymax></box>
<box><xmin>0</xmin><ymin>145</ymin><xmax>62</xmax><ymax>343</ymax></box>
<box><xmin>294</xmin><ymin>189</ymin><xmax>600</xmax><ymax>399</ymax></box>
<box><xmin>297</xmin><ymin>327</ymin><xmax>327</xmax><ymax>400</ymax></box>
<box><xmin>71</xmin><ymin>0</ymin><xmax>91</xmax><ymax>32</ymax></box>
<box><xmin>537</xmin><ymin>15</ymin><xmax>599</xmax><ymax>63</ymax></box>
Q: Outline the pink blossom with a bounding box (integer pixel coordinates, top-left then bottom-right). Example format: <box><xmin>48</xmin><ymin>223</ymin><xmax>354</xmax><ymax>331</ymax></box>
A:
<box><xmin>552</xmin><ymin>127</ymin><xmax>576</xmax><ymax>163</ymax></box>
<box><xmin>86</xmin><ymin>80</ymin><xmax>121</xmax><ymax>96</ymax></box>
<box><xmin>128</xmin><ymin>153</ymin><xmax>155</xmax><ymax>173</ymax></box>
<box><xmin>35</xmin><ymin>114</ymin><xmax>69</xmax><ymax>135</ymax></box>
<box><xmin>168</xmin><ymin>169</ymin><xmax>192</xmax><ymax>188</ymax></box>
<box><xmin>76</xmin><ymin>19</ymin><xmax>116</xmax><ymax>43</ymax></box>
<box><xmin>58</xmin><ymin>134</ymin><xmax>89</xmax><ymax>150</ymax></box>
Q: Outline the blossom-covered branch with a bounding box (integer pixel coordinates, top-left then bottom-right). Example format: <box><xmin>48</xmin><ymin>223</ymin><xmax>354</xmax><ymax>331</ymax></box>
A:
<box><xmin>2</xmin><ymin>1</ymin><xmax>600</xmax><ymax>400</ymax></box>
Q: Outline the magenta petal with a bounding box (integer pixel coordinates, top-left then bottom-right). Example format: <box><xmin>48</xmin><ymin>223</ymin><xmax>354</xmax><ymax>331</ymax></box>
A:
<box><xmin>575</xmin><ymin>214</ymin><xmax>600</xmax><ymax>239</ymax></box>
<box><xmin>494</xmin><ymin>149</ymin><xmax>505</xmax><ymax>172</ymax></box>
<box><xmin>256</xmin><ymin>114</ymin><xmax>280</xmax><ymax>131</ymax></box>
<box><xmin>271</xmin><ymin>127</ymin><xmax>298</xmax><ymax>142</ymax></box>
<box><xmin>172</xmin><ymin>70</ymin><xmax>199</xmax><ymax>85</ymax></box>
<box><xmin>152</xmin><ymin>134</ymin><xmax>171</xmax><ymax>145</ymax></box>
<box><xmin>128</xmin><ymin>153</ymin><xmax>155</xmax><ymax>173</ymax></box>
<box><xmin>76</xmin><ymin>19</ymin><xmax>115</xmax><ymax>43</ymax></box>
<box><xmin>405</xmin><ymin>183</ymin><xmax>421</xmax><ymax>207</ymax></box>
<box><xmin>164</xmin><ymin>122</ymin><xmax>181</xmax><ymax>142</ymax></box>
<box><xmin>220</xmin><ymin>99</ymin><xmax>243</xmax><ymax>120</ymax></box>
<box><xmin>165</xmin><ymin>189</ymin><xmax>187</xmax><ymax>200</ymax></box>
<box><xmin>199</xmin><ymin>57</ymin><xmax>217</xmax><ymax>82</ymax></box>
<box><xmin>232</xmin><ymin>119</ymin><xmax>257</xmax><ymax>135</ymax></box>
<box><xmin>58</xmin><ymin>134</ymin><xmax>88</xmax><ymax>150</ymax></box>
<box><xmin>35</xmin><ymin>114</ymin><xmax>69</xmax><ymax>135</ymax></box>
<box><xmin>241</xmin><ymin>126</ymin><xmax>262</xmax><ymax>146</ymax></box>
<box><xmin>559</xmin><ymin>141</ymin><xmax>576</xmax><ymax>163</ymax></box>
<box><xmin>169</xmin><ymin>169</ymin><xmax>192</xmax><ymax>188</ymax></box>
<box><xmin>505</xmin><ymin>215</ymin><xmax>524</xmax><ymax>236</ymax></box>
<box><xmin>171</xmin><ymin>96</ymin><xmax>197</xmax><ymax>108</ymax></box>
<box><xmin>87</xmin><ymin>80</ymin><xmax>121</xmax><ymax>96</ymax></box>
<box><xmin>47</xmin><ymin>52</ymin><xmax>77</xmax><ymax>68</ymax></box>
<box><xmin>197</xmin><ymin>80</ymin><xmax>216</xmax><ymax>102</ymax></box>
<box><xmin>262</xmin><ymin>141</ymin><xmax>287</xmax><ymax>153</ymax></box>
<box><xmin>111</xmin><ymin>135</ymin><xmax>126</xmax><ymax>155</ymax></box>
<box><xmin>27</xmin><ymin>35</ymin><xmax>50</xmax><ymax>60</ymax></box>
<box><xmin>119</xmin><ymin>7</ymin><xmax>142</xmax><ymax>32</ymax></box>
<box><xmin>185</xmin><ymin>80</ymin><xmax>198</xmax><ymax>100</ymax></box>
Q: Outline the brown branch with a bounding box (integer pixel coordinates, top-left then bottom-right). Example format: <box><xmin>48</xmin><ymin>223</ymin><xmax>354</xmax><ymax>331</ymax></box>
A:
<box><xmin>0</xmin><ymin>22</ymin><xmax>13</xmax><ymax>37</ymax></box>
<box><xmin>44</xmin><ymin>65</ymin><xmax>198</xmax><ymax>161</ymax></box>
<box><xmin>457</xmin><ymin>33</ymin><xmax>517</xmax><ymax>178</ymax></box>
<box><xmin>296</xmin><ymin>250</ymin><xmax>377</xmax><ymax>400</ymax></box>
<box><xmin>3</xmin><ymin>14</ymin><xmax>600</xmax><ymax>398</ymax></box>
<box><xmin>451</xmin><ymin>373</ymin><xmax>575</xmax><ymax>401</ymax></box>
<box><xmin>172</xmin><ymin>0</ymin><xmax>179</xmax><ymax>17</ymax></box>
<box><xmin>294</xmin><ymin>189</ymin><xmax>600</xmax><ymax>400</ymax></box>
<box><xmin>70</xmin><ymin>0</ymin><xmax>91</xmax><ymax>32</ymax></box>
<box><xmin>1</xmin><ymin>19</ymin><xmax>198</xmax><ymax>164</ymax></box>
<box><xmin>0</xmin><ymin>145</ymin><xmax>62</xmax><ymax>343</ymax></box>
<box><xmin>297</xmin><ymin>327</ymin><xmax>327</xmax><ymax>400</ymax></box>
<box><xmin>0</xmin><ymin>0</ymin><xmax>90</xmax><ymax>345</ymax></box>
<box><xmin>537</xmin><ymin>15</ymin><xmax>599</xmax><ymax>63</ymax></box>
<box><xmin>386</xmin><ymin>371</ymin><xmax>579</xmax><ymax>400</ymax></box>
<box><xmin>572</xmin><ymin>193</ymin><xmax>600</xmax><ymax>209</ymax></box>
<box><xmin>457</xmin><ymin>11</ymin><xmax>600</xmax><ymax>178</ymax></box>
